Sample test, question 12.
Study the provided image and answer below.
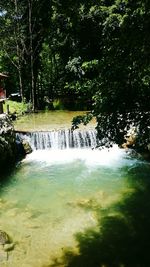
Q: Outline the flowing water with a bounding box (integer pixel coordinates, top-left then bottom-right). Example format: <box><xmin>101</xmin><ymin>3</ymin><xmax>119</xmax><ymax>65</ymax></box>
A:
<box><xmin>17</xmin><ymin>129</ymin><xmax>98</xmax><ymax>150</ymax></box>
<box><xmin>0</xmin><ymin>112</ymin><xmax>149</xmax><ymax>266</ymax></box>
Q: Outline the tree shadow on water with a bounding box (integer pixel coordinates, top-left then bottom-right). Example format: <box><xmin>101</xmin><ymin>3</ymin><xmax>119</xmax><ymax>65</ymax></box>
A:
<box><xmin>0</xmin><ymin>163</ymin><xmax>21</xmax><ymax>192</ymax></box>
<box><xmin>52</xmin><ymin>162</ymin><xmax>150</xmax><ymax>267</ymax></box>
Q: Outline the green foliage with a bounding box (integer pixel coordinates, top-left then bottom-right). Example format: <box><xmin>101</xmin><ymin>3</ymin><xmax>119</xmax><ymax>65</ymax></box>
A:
<box><xmin>53</xmin><ymin>99</ymin><xmax>65</xmax><ymax>110</ymax></box>
<box><xmin>3</xmin><ymin>100</ymin><xmax>28</xmax><ymax>115</ymax></box>
<box><xmin>0</xmin><ymin>0</ymin><xmax>150</xmax><ymax>149</ymax></box>
<box><xmin>72</xmin><ymin>113</ymin><xmax>93</xmax><ymax>130</ymax></box>
<box><xmin>92</xmin><ymin>0</ymin><xmax>150</xmax><ymax>149</ymax></box>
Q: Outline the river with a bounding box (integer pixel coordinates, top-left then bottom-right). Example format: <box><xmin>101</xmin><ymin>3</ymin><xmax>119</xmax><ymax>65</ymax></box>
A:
<box><xmin>0</xmin><ymin>111</ymin><xmax>149</xmax><ymax>267</ymax></box>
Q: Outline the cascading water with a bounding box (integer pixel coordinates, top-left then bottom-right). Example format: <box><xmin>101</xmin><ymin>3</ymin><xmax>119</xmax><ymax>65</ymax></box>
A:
<box><xmin>16</xmin><ymin>128</ymin><xmax>98</xmax><ymax>150</ymax></box>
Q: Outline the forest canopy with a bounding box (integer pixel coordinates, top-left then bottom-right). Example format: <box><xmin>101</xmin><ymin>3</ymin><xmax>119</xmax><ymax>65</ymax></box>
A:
<box><xmin>0</xmin><ymin>0</ymin><xmax>150</xmax><ymax>149</ymax></box>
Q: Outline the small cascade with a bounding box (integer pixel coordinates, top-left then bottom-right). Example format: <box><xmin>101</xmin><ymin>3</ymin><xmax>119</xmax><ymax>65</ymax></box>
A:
<box><xmin>16</xmin><ymin>129</ymin><xmax>98</xmax><ymax>150</ymax></box>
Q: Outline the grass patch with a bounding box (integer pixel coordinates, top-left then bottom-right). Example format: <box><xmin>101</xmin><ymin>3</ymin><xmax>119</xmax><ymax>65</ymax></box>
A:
<box><xmin>3</xmin><ymin>100</ymin><xmax>29</xmax><ymax>115</ymax></box>
<box><xmin>53</xmin><ymin>99</ymin><xmax>65</xmax><ymax>110</ymax></box>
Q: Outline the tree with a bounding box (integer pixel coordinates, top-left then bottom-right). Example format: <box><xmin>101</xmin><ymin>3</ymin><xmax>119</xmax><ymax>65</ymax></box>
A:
<box><xmin>0</xmin><ymin>0</ymin><xmax>52</xmax><ymax>109</ymax></box>
<box><xmin>23</xmin><ymin>0</ymin><xmax>52</xmax><ymax>110</ymax></box>
<box><xmin>93</xmin><ymin>0</ymin><xmax>150</xmax><ymax>150</ymax></box>
<box><xmin>69</xmin><ymin>0</ymin><xmax>150</xmax><ymax>150</ymax></box>
<box><xmin>0</xmin><ymin>0</ymin><xmax>26</xmax><ymax>99</ymax></box>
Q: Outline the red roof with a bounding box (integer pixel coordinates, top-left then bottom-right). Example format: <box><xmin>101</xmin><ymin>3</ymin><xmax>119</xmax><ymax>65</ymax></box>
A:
<box><xmin>0</xmin><ymin>88</ymin><xmax>6</xmax><ymax>99</ymax></box>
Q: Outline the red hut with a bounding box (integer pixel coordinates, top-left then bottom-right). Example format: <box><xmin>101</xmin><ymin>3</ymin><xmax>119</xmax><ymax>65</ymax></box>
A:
<box><xmin>0</xmin><ymin>73</ymin><xmax>8</xmax><ymax>114</ymax></box>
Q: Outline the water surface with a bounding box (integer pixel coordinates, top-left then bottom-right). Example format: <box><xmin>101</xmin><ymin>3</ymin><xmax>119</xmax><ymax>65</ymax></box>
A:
<box><xmin>1</xmin><ymin>111</ymin><xmax>149</xmax><ymax>266</ymax></box>
<box><xmin>14</xmin><ymin>111</ymin><xmax>96</xmax><ymax>131</ymax></box>
<box><xmin>0</xmin><ymin>147</ymin><xmax>144</xmax><ymax>267</ymax></box>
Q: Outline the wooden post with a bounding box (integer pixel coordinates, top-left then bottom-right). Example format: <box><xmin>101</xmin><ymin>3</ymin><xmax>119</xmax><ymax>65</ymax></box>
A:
<box><xmin>0</xmin><ymin>101</ymin><xmax>3</xmax><ymax>114</ymax></box>
<box><xmin>7</xmin><ymin>104</ymin><xmax>10</xmax><ymax>114</ymax></box>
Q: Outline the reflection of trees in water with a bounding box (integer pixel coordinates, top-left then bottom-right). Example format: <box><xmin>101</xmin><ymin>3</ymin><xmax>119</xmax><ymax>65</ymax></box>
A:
<box><xmin>51</xmin><ymin>163</ymin><xmax>150</xmax><ymax>267</ymax></box>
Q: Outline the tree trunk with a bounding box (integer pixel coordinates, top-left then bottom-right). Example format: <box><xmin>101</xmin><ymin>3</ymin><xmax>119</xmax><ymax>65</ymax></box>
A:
<box><xmin>14</xmin><ymin>0</ymin><xmax>24</xmax><ymax>101</ymax></box>
<box><xmin>28</xmin><ymin>0</ymin><xmax>35</xmax><ymax>111</ymax></box>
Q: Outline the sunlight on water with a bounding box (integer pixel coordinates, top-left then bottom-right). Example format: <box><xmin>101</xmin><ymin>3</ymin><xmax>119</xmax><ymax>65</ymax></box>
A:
<box><xmin>0</xmin><ymin>147</ymin><xmax>140</xmax><ymax>267</ymax></box>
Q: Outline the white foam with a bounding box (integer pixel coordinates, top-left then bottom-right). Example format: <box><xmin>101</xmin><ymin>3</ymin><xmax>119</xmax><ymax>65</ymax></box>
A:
<box><xmin>23</xmin><ymin>145</ymin><xmax>132</xmax><ymax>168</ymax></box>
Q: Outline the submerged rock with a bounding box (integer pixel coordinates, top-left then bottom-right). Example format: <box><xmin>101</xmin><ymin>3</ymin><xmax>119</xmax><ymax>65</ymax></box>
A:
<box><xmin>0</xmin><ymin>230</ymin><xmax>11</xmax><ymax>245</ymax></box>
<box><xmin>4</xmin><ymin>243</ymin><xmax>15</xmax><ymax>252</ymax></box>
<box><xmin>0</xmin><ymin>230</ymin><xmax>15</xmax><ymax>261</ymax></box>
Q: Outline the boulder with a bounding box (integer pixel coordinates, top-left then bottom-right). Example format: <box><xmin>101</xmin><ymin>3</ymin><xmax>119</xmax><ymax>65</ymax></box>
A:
<box><xmin>0</xmin><ymin>114</ymin><xmax>17</xmax><ymax>170</ymax></box>
<box><xmin>22</xmin><ymin>139</ymin><xmax>32</xmax><ymax>154</ymax></box>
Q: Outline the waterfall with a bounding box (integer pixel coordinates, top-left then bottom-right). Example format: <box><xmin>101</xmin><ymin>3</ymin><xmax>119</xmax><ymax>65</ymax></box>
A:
<box><xmin>16</xmin><ymin>129</ymin><xmax>98</xmax><ymax>150</ymax></box>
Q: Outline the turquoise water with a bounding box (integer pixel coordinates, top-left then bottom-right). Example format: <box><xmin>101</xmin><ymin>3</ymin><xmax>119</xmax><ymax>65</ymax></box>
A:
<box><xmin>0</xmin><ymin>146</ymin><xmax>144</xmax><ymax>267</ymax></box>
<box><xmin>0</xmin><ymin>111</ymin><xmax>149</xmax><ymax>266</ymax></box>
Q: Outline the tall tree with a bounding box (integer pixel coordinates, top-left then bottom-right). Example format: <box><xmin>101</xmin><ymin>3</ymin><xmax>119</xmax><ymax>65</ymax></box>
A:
<box><xmin>0</xmin><ymin>0</ymin><xmax>52</xmax><ymax>109</ymax></box>
<box><xmin>23</xmin><ymin>0</ymin><xmax>52</xmax><ymax>110</ymax></box>
<box><xmin>0</xmin><ymin>0</ymin><xmax>26</xmax><ymax>99</ymax></box>
<box><xmin>93</xmin><ymin>0</ymin><xmax>150</xmax><ymax>149</ymax></box>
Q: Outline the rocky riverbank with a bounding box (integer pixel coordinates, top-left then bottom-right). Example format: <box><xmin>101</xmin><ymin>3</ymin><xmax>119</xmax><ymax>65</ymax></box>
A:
<box><xmin>0</xmin><ymin>114</ymin><xmax>17</xmax><ymax>170</ymax></box>
<box><xmin>0</xmin><ymin>114</ymin><xmax>32</xmax><ymax>172</ymax></box>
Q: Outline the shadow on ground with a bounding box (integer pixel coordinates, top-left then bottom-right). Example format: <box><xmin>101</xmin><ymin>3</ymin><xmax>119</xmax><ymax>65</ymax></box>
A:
<box><xmin>51</xmin><ymin>162</ymin><xmax>150</xmax><ymax>267</ymax></box>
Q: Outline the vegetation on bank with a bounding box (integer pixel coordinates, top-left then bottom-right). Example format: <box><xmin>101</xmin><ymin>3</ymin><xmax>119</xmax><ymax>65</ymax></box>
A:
<box><xmin>3</xmin><ymin>100</ymin><xmax>29</xmax><ymax>116</ymax></box>
<box><xmin>3</xmin><ymin>99</ymin><xmax>87</xmax><ymax>117</ymax></box>
<box><xmin>0</xmin><ymin>0</ymin><xmax>150</xmax><ymax>149</ymax></box>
